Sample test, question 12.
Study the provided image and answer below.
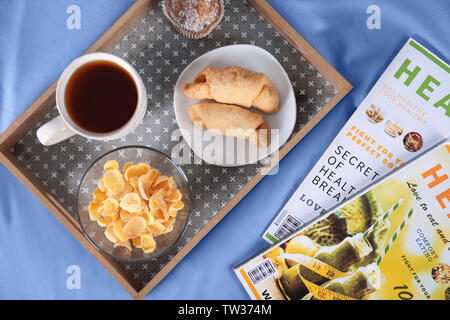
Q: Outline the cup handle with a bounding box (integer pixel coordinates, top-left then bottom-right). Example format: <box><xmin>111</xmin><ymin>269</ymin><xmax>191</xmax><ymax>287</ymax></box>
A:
<box><xmin>36</xmin><ymin>115</ymin><xmax>77</xmax><ymax>146</ymax></box>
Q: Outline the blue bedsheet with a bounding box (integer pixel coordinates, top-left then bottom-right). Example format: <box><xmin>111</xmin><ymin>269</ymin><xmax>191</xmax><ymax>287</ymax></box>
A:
<box><xmin>0</xmin><ymin>0</ymin><xmax>448</xmax><ymax>299</ymax></box>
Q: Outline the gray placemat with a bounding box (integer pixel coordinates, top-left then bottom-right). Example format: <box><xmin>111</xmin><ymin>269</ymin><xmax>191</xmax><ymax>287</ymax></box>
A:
<box><xmin>11</xmin><ymin>0</ymin><xmax>337</xmax><ymax>291</ymax></box>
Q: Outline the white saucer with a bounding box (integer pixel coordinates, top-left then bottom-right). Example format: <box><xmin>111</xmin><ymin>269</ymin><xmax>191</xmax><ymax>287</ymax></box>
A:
<box><xmin>174</xmin><ymin>44</ymin><xmax>296</xmax><ymax>167</ymax></box>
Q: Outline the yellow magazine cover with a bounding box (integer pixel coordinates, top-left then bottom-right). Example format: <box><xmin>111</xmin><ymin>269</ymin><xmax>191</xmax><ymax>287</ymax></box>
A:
<box><xmin>235</xmin><ymin>141</ymin><xmax>450</xmax><ymax>300</ymax></box>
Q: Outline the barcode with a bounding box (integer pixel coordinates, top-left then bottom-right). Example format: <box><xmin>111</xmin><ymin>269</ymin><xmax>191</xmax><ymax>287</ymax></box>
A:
<box><xmin>248</xmin><ymin>259</ymin><xmax>276</xmax><ymax>284</ymax></box>
<box><xmin>274</xmin><ymin>215</ymin><xmax>301</xmax><ymax>239</ymax></box>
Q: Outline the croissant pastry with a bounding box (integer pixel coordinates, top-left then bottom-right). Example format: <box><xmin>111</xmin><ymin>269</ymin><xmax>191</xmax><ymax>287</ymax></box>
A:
<box><xmin>188</xmin><ymin>102</ymin><xmax>271</xmax><ymax>148</ymax></box>
<box><xmin>183</xmin><ymin>66</ymin><xmax>280</xmax><ymax>114</ymax></box>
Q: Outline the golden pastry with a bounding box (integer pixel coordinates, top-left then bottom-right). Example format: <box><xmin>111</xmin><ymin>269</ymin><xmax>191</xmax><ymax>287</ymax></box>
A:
<box><xmin>188</xmin><ymin>102</ymin><xmax>271</xmax><ymax>148</ymax></box>
<box><xmin>184</xmin><ymin>66</ymin><xmax>280</xmax><ymax>113</ymax></box>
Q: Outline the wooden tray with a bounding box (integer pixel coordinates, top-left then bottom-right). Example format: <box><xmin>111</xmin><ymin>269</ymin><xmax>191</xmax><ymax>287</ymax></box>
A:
<box><xmin>0</xmin><ymin>0</ymin><xmax>351</xmax><ymax>299</ymax></box>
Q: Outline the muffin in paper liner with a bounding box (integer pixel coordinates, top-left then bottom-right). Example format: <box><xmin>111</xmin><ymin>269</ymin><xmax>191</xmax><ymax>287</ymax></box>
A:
<box><xmin>162</xmin><ymin>0</ymin><xmax>224</xmax><ymax>39</ymax></box>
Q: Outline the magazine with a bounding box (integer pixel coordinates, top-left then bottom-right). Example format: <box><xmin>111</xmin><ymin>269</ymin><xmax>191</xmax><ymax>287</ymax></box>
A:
<box><xmin>235</xmin><ymin>140</ymin><xmax>450</xmax><ymax>300</ymax></box>
<box><xmin>263</xmin><ymin>38</ymin><xmax>450</xmax><ymax>243</ymax></box>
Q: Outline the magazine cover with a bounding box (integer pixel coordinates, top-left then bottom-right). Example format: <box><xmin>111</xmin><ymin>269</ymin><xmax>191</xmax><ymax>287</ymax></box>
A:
<box><xmin>235</xmin><ymin>140</ymin><xmax>450</xmax><ymax>300</ymax></box>
<box><xmin>263</xmin><ymin>38</ymin><xmax>450</xmax><ymax>243</ymax></box>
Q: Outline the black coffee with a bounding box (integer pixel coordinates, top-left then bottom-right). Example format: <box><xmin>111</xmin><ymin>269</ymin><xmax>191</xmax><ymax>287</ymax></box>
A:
<box><xmin>65</xmin><ymin>60</ymin><xmax>138</xmax><ymax>133</ymax></box>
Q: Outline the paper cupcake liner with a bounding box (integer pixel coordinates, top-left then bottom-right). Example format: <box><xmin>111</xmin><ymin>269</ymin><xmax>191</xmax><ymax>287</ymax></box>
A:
<box><xmin>162</xmin><ymin>0</ymin><xmax>224</xmax><ymax>39</ymax></box>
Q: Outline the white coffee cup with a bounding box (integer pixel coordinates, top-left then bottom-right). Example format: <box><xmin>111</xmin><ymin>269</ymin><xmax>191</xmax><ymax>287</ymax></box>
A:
<box><xmin>37</xmin><ymin>52</ymin><xmax>147</xmax><ymax>146</ymax></box>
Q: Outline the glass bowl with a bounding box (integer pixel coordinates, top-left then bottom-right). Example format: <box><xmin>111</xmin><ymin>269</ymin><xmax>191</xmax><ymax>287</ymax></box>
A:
<box><xmin>76</xmin><ymin>146</ymin><xmax>190</xmax><ymax>262</ymax></box>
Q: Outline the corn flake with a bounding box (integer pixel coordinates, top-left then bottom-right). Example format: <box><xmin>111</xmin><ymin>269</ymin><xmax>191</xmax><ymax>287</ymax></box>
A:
<box><xmin>169</xmin><ymin>201</ymin><xmax>184</xmax><ymax>217</ymax></box>
<box><xmin>103</xmin><ymin>169</ymin><xmax>125</xmax><ymax>195</ymax></box>
<box><xmin>163</xmin><ymin>217</ymin><xmax>175</xmax><ymax>233</ymax></box>
<box><xmin>138</xmin><ymin>169</ymin><xmax>159</xmax><ymax>200</ymax></box>
<box><xmin>124</xmin><ymin>163</ymin><xmax>151</xmax><ymax>182</ymax></box>
<box><xmin>153</xmin><ymin>175</ymin><xmax>170</xmax><ymax>190</ymax></box>
<box><xmin>120</xmin><ymin>192</ymin><xmax>142</xmax><ymax>213</ymax></box>
<box><xmin>132</xmin><ymin>236</ymin><xmax>142</xmax><ymax>248</ymax></box>
<box><xmin>114</xmin><ymin>239</ymin><xmax>132</xmax><ymax>251</ymax></box>
<box><xmin>104</xmin><ymin>160</ymin><xmax>119</xmax><ymax>171</ymax></box>
<box><xmin>97</xmin><ymin>215</ymin><xmax>113</xmax><ymax>227</ymax></box>
<box><xmin>122</xmin><ymin>216</ymin><xmax>147</xmax><ymax>239</ymax></box>
<box><xmin>122</xmin><ymin>162</ymin><xmax>133</xmax><ymax>174</ymax></box>
<box><xmin>93</xmin><ymin>187</ymin><xmax>106</xmax><ymax>201</ymax></box>
<box><xmin>140</xmin><ymin>234</ymin><xmax>156</xmax><ymax>253</ymax></box>
<box><xmin>88</xmin><ymin>200</ymin><xmax>101</xmax><ymax>221</ymax></box>
<box><xmin>119</xmin><ymin>209</ymin><xmax>136</xmax><ymax>224</ymax></box>
<box><xmin>165</xmin><ymin>189</ymin><xmax>182</xmax><ymax>202</ymax></box>
<box><xmin>98</xmin><ymin>176</ymin><xmax>106</xmax><ymax>192</ymax></box>
<box><xmin>105</xmin><ymin>224</ymin><xmax>119</xmax><ymax>243</ymax></box>
<box><xmin>147</xmin><ymin>222</ymin><xmax>165</xmax><ymax>237</ymax></box>
<box><xmin>113</xmin><ymin>219</ymin><xmax>126</xmax><ymax>242</ymax></box>
<box><xmin>101</xmin><ymin>198</ymin><xmax>119</xmax><ymax>217</ymax></box>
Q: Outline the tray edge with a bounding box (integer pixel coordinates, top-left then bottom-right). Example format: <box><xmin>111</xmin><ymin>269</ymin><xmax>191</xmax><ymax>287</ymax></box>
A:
<box><xmin>0</xmin><ymin>149</ymin><xmax>140</xmax><ymax>298</ymax></box>
<box><xmin>0</xmin><ymin>0</ymin><xmax>352</xmax><ymax>300</ymax></box>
